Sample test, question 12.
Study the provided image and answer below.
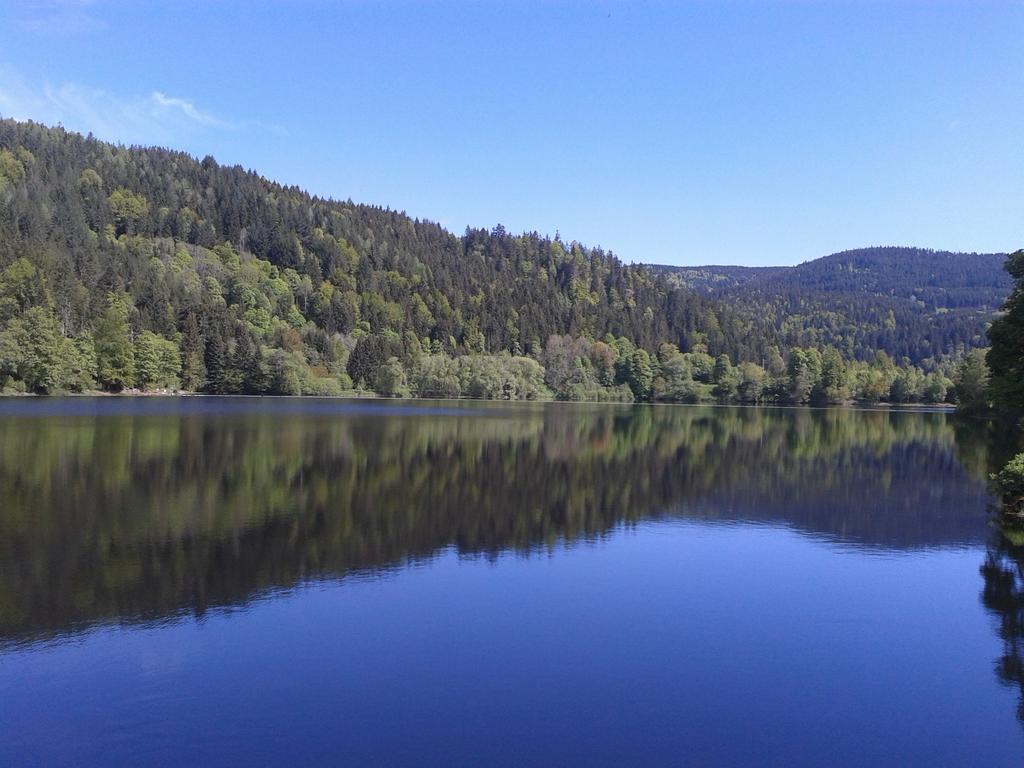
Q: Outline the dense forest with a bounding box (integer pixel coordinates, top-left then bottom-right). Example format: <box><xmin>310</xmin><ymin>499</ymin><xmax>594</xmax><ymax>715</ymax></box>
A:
<box><xmin>0</xmin><ymin>118</ymin><xmax>1003</xmax><ymax>404</ymax></box>
<box><xmin>651</xmin><ymin>247</ymin><xmax>1009</xmax><ymax>364</ymax></box>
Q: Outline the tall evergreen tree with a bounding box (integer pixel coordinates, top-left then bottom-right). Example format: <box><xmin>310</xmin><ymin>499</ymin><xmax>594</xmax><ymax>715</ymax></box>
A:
<box><xmin>204</xmin><ymin>327</ymin><xmax>229</xmax><ymax>394</ymax></box>
<box><xmin>347</xmin><ymin>335</ymin><xmax>386</xmax><ymax>389</ymax></box>
<box><xmin>987</xmin><ymin>250</ymin><xmax>1024</xmax><ymax>411</ymax></box>
<box><xmin>180</xmin><ymin>312</ymin><xmax>207</xmax><ymax>391</ymax></box>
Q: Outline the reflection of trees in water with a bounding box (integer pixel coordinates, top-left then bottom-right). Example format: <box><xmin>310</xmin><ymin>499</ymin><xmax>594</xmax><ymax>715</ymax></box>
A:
<box><xmin>0</xmin><ymin>403</ymin><xmax>992</xmax><ymax>644</ymax></box>
<box><xmin>969</xmin><ymin>417</ymin><xmax>1024</xmax><ymax>728</ymax></box>
<box><xmin>981</xmin><ymin>520</ymin><xmax>1024</xmax><ymax>722</ymax></box>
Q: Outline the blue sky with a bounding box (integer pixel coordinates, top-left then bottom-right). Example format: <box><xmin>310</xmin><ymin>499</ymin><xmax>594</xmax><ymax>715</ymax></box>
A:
<box><xmin>0</xmin><ymin>0</ymin><xmax>1021</xmax><ymax>266</ymax></box>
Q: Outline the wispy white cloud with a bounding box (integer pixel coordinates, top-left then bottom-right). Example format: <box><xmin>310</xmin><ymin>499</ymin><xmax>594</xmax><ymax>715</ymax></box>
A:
<box><xmin>151</xmin><ymin>91</ymin><xmax>228</xmax><ymax>128</ymax></box>
<box><xmin>0</xmin><ymin>65</ymin><xmax>234</xmax><ymax>145</ymax></box>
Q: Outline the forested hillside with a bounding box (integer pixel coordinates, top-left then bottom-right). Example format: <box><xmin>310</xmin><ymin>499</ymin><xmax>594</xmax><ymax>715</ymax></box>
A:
<box><xmin>651</xmin><ymin>247</ymin><xmax>1010</xmax><ymax>364</ymax></box>
<box><xmin>0</xmin><ymin>119</ymin><xmax>998</xmax><ymax>404</ymax></box>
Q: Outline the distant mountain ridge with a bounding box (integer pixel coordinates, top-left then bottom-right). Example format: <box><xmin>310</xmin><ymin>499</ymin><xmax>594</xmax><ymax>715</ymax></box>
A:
<box><xmin>649</xmin><ymin>247</ymin><xmax>1010</xmax><ymax>309</ymax></box>
<box><xmin>646</xmin><ymin>247</ymin><xmax>1011</xmax><ymax>363</ymax></box>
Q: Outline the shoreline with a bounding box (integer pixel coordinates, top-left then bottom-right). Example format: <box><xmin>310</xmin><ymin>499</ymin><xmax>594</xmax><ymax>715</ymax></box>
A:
<box><xmin>0</xmin><ymin>389</ymin><xmax>959</xmax><ymax>413</ymax></box>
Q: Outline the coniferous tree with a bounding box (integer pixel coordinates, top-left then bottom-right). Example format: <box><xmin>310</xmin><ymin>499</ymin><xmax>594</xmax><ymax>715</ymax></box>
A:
<box><xmin>204</xmin><ymin>327</ymin><xmax>229</xmax><ymax>394</ymax></box>
<box><xmin>347</xmin><ymin>335</ymin><xmax>386</xmax><ymax>389</ymax></box>
<box><xmin>987</xmin><ymin>250</ymin><xmax>1024</xmax><ymax>411</ymax></box>
<box><xmin>180</xmin><ymin>312</ymin><xmax>207</xmax><ymax>391</ymax></box>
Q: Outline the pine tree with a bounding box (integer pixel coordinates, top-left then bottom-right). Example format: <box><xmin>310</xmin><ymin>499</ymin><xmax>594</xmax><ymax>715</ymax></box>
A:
<box><xmin>204</xmin><ymin>328</ymin><xmax>228</xmax><ymax>394</ymax></box>
<box><xmin>180</xmin><ymin>313</ymin><xmax>206</xmax><ymax>391</ymax></box>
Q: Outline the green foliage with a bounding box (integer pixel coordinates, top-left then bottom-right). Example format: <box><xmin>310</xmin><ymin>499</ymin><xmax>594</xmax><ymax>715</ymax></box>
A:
<box><xmin>654</xmin><ymin>348</ymin><xmax>692</xmax><ymax>400</ymax></box>
<box><xmin>0</xmin><ymin>322</ymin><xmax>20</xmax><ymax>388</ymax></box>
<box><xmin>93</xmin><ymin>293</ymin><xmax>135</xmax><ymax>390</ymax></box>
<box><xmin>348</xmin><ymin>350</ymin><xmax>550</xmax><ymax>400</ymax></box>
<box><xmin>267</xmin><ymin>349</ymin><xmax>305</xmax><ymax>395</ymax></box>
<box><xmin>737</xmin><ymin>362</ymin><xmax>766</xmax><ymax>403</ymax></box>
<box><xmin>0</xmin><ymin>119</ymin><xmax>981</xmax><ymax>404</ymax></box>
<box><xmin>850</xmin><ymin>365</ymin><xmax>888</xmax><ymax>403</ymax></box>
<box><xmin>0</xmin><ymin>307</ymin><xmax>96</xmax><ymax>393</ymax></box>
<box><xmin>954</xmin><ymin>348</ymin><xmax>990</xmax><ymax>414</ymax></box>
<box><xmin>180</xmin><ymin>313</ymin><xmax>206</xmax><ymax>390</ymax></box>
<box><xmin>376</xmin><ymin>357</ymin><xmax>411</xmax><ymax>398</ymax></box>
<box><xmin>712</xmin><ymin>354</ymin><xmax>739</xmax><ymax>401</ymax></box>
<box><xmin>987</xmin><ymin>250</ymin><xmax>1024</xmax><ymax>411</ymax></box>
<box><xmin>2</xmin><ymin>307</ymin><xmax>65</xmax><ymax>393</ymax></box>
<box><xmin>347</xmin><ymin>335</ymin><xmax>386</xmax><ymax>389</ymax></box>
<box><xmin>457</xmin><ymin>354</ymin><xmax>548</xmax><ymax>400</ymax></box>
<box><xmin>688</xmin><ymin>351</ymin><xmax>715</xmax><ymax>382</ymax></box>
<box><xmin>922</xmin><ymin>373</ymin><xmax>950</xmax><ymax>404</ymax></box>
<box><xmin>411</xmin><ymin>354</ymin><xmax>462</xmax><ymax>398</ymax></box>
<box><xmin>303</xmin><ymin>375</ymin><xmax>344</xmax><ymax>397</ymax></box>
<box><xmin>787</xmin><ymin>348</ymin><xmax>820</xmax><ymax>404</ymax></box>
<box><xmin>135</xmin><ymin>331</ymin><xmax>181</xmax><ymax>390</ymax></box>
<box><xmin>0</xmin><ymin>148</ymin><xmax>26</xmax><ymax>203</ymax></box>
<box><xmin>64</xmin><ymin>336</ymin><xmax>98</xmax><ymax>392</ymax></box>
<box><xmin>889</xmin><ymin>367</ymin><xmax>924</xmax><ymax>403</ymax></box>
<box><xmin>107</xmin><ymin>187</ymin><xmax>150</xmax><ymax>235</ymax></box>
<box><xmin>993</xmin><ymin>453</ymin><xmax>1024</xmax><ymax>515</ymax></box>
<box><xmin>817</xmin><ymin>346</ymin><xmax>848</xmax><ymax>403</ymax></box>
<box><xmin>624</xmin><ymin>348</ymin><xmax>654</xmax><ymax>400</ymax></box>
<box><xmin>655</xmin><ymin>246</ymin><xmax>1011</xmax><ymax>366</ymax></box>
<box><xmin>0</xmin><ymin>258</ymin><xmax>43</xmax><ymax>322</ymax></box>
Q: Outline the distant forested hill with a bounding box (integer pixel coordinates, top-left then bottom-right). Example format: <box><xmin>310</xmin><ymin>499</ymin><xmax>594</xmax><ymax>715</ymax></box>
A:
<box><xmin>649</xmin><ymin>247</ymin><xmax>1010</xmax><ymax>363</ymax></box>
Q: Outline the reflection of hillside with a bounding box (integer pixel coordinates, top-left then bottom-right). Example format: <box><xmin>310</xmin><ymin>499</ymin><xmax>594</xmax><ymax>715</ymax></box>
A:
<box><xmin>0</xmin><ymin>400</ymin><xmax>991</xmax><ymax>644</ymax></box>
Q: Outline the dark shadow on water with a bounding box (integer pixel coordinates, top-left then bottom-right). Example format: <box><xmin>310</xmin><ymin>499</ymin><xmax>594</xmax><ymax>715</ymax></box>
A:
<box><xmin>969</xmin><ymin>416</ymin><xmax>1024</xmax><ymax>727</ymax></box>
<box><xmin>982</xmin><ymin>516</ymin><xmax>1024</xmax><ymax>723</ymax></box>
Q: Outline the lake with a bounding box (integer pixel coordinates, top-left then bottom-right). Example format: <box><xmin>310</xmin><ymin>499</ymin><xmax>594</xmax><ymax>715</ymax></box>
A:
<box><xmin>1</xmin><ymin>397</ymin><xmax>1022</xmax><ymax>766</ymax></box>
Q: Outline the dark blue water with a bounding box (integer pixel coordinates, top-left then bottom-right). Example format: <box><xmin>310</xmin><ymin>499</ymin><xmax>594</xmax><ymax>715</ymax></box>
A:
<box><xmin>0</xmin><ymin>398</ymin><xmax>1021</xmax><ymax>765</ymax></box>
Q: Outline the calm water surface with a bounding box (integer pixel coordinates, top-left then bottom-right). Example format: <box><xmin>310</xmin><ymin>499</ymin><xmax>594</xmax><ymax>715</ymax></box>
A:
<box><xmin>1</xmin><ymin>398</ymin><xmax>1023</xmax><ymax>766</ymax></box>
